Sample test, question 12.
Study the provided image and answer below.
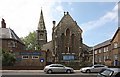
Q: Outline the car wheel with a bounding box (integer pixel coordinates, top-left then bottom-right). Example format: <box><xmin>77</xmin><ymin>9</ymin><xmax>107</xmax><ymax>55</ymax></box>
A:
<box><xmin>86</xmin><ymin>69</ymin><xmax>91</xmax><ymax>73</ymax></box>
<box><xmin>66</xmin><ymin>69</ymin><xmax>71</xmax><ymax>73</ymax></box>
<box><xmin>47</xmin><ymin>69</ymin><xmax>52</xmax><ymax>74</ymax></box>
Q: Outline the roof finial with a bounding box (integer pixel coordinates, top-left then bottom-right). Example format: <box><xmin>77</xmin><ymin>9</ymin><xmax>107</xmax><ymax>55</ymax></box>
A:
<box><xmin>67</xmin><ymin>12</ymin><xmax>69</xmax><ymax>15</ymax></box>
<box><xmin>64</xmin><ymin>11</ymin><xmax>66</xmax><ymax>16</ymax></box>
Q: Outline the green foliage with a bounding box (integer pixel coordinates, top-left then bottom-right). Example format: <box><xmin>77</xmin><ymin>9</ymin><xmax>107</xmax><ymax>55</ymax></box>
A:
<box><xmin>21</xmin><ymin>31</ymin><xmax>41</xmax><ymax>50</ymax></box>
<box><xmin>80</xmin><ymin>61</ymin><xmax>92</xmax><ymax>67</ymax></box>
<box><xmin>1</xmin><ymin>49</ymin><xmax>16</xmax><ymax>66</ymax></box>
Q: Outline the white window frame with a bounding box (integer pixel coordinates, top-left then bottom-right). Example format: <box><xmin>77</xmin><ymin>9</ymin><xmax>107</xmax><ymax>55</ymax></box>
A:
<box><xmin>99</xmin><ymin>57</ymin><xmax>102</xmax><ymax>62</ymax></box>
<box><xmin>114</xmin><ymin>54</ymin><xmax>118</xmax><ymax>60</ymax></box>
<box><xmin>8</xmin><ymin>41</ymin><xmax>16</xmax><ymax>48</ymax></box>
<box><xmin>106</xmin><ymin>47</ymin><xmax>109</xmax><ymax>52</ymax></box>
<box><xmin>99</xmin><ymin>49</ymin><xmax>101</xmax><ymax>53</ymax></box>
<box><xmin>32</xmin><ymin>56</ymin><xmax>39</xmax><ymax>59</ymax></box>
<box><xmin>22</xmin><ymin>55</ymin><xmax>29</xmax><ymax>59</ymax></box>
<box><xmin>95</xmin><ymin>50</ymin><xmax>97</xmax><ymax>54</ymax></box>
<box><xmin>114</xmin><ymin>42</ymin><xmax>118</xmax><ymax>48</ymax></box>
<box><xmin>104</xmin><ymin>56</ymin><xmax>107</xmax><ymax>62</ymax></box>
<box><xmin>104</xmin><ymin>47</ymin><xmax>106</xmax><ymax>52</ymax></box>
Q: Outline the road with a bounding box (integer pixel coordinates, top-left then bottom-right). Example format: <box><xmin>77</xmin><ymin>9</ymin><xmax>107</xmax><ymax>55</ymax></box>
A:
<box><xmin>1</xmin><ymin>70</ymin><xmax>97</xmax><ymax>77</ymax></box>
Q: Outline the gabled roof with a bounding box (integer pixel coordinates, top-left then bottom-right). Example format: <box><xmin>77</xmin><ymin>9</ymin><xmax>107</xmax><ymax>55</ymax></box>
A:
<box><xmin>0</xmin><ymin>28</ymin><xmax>24</xmax><ymax>45</ymax></box>
<box><xmin>111</xmin><ymin>27</ymin><xmax>120</xmax><ymax>42</ymax></box>
<box><xmin>93</xmin><ymin>39</ymin><xmax>111</xmax><ymax>50</ymax></box>
<box><xmin>54</xmin><ymin>12</ymin><xmax>82</xmax><ymax>32</ymax></box>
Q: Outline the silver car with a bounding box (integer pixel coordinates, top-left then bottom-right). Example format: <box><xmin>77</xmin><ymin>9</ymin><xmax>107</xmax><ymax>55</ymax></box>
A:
<box><xmin>44</xmin><ymin>64</ymin><xmax>74</xmax><ymax>74</ymax></box>
<box><xmin>97</xmin><ymin>68</ymin><xmax>120</xmax><ymax>77</ymax></box>
<box><xmin>80</xmin><ymin>64</ymin><xmax>108</xmax><ymax>73</ymax></box>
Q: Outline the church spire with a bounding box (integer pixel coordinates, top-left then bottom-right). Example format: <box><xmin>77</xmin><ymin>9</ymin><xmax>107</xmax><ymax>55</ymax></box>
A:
<box><xmin>36</xmin><ymin>8</ymin><xmax>47</xmax><ymax>48</ymax></box>
<box><xmin>38</xmin><ymin>9</ymin><xmax>46</xmax><ymax>30</ymax></box>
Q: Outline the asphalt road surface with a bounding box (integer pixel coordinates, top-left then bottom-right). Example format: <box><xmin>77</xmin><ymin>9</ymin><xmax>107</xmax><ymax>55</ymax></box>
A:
<box><xmin>1</xmin><ymin>72</ymin><xmax>97</xmax><ymax>77</ymax></box>
<box><xmin>1</xmin><ymin>70</ymin><xmax>97</xmax><ymax>77</ymax></box>
<box><xmin>2</xmin><ymin>75</ymin><xmax>97</xmax><ymax>77</ymax></box>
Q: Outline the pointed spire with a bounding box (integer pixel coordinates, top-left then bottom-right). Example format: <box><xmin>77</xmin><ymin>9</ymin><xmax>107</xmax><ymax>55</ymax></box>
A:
<box><xmin>38</xmin><ymin>8</ymin><xmax>46</xmax><ymax>30</ymax></box>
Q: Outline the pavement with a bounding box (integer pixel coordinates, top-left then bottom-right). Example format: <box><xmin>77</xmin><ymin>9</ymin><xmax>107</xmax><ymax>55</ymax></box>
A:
<box><xmin>0</xmin><ymin>70</ymin><xmax>80</xmax><ymax>73</ymax></box>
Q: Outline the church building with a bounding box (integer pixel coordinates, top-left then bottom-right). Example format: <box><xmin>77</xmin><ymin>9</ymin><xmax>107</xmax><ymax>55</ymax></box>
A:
<box><xmin>38</xmin><ymin>10</ymin><xmax>89</xmax><ymax>66</ymax></box>
<box><xmin>52</xmin><ymin>12</ymin><xmax>84</xmax><ymax>64</ymax></box>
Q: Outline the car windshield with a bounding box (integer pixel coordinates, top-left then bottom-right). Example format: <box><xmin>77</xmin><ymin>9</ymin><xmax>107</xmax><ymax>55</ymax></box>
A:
<box><xmin>100</xmin><ymin>69</ymin><xmax>113</xmax><ymax>77</ymax></box>
<box><xmin>88</xmin><ymin>64</ymin><xmax>104</xmax><ymax>67</ymax></box>
<box><xmin>49</xmin><ymin>64</ymin><xmax>64</xmax><ymax>67</ymax></box>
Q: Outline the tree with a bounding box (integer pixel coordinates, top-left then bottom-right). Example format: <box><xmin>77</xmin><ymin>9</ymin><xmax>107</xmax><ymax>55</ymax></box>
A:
<box><xmin>1</xmin><ymin>49</ymin><xmax>16</xmax><ymax>66</ymax></box>
<box><xmin>21</xmin><ymin>31</ymin><xmax>40</xmax><ymax>50</ymax></box>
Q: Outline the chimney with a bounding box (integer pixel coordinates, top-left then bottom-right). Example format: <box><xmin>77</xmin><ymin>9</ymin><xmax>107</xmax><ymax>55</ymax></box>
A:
<box><xmin>1</xmin><ymin>18</ymin><xmax>6</xmax><ymax>28</ymax></box>
<box><xmin>53</xmin><ymin>21</ymin><xmax>56</xmax><ymax>28</ymax></box>
<box><xmin>52</xmin><ymin>21</ymin><xmax>56</xmax><ymax>32</ymax></box>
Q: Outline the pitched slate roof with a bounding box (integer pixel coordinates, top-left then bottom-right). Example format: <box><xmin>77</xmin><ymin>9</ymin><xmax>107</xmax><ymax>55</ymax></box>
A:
<box><xmin>94</xmin><ymin>39</ymin><xmax>111</xmax><ymax>50</ymax></box>
<box><xmin>0</xmin><ymin>28</ymin><xmax>24</xmax><ymax>45</ymax></box>
<box><xmin>111</xmin><ymin>27</ymin><xmax>120</xmax><ymax>42</ymax></box>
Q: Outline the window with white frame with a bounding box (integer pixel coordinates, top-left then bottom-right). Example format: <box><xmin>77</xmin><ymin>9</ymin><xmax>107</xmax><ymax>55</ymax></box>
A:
<box><xmin>95</xmin><ymin>56</ymin><xmax>98</xmax><ymax>62</ymax></box>
<box><xmin>106</xmin><ymin>47</ymin><xmax>108</xmax><ymax>51</ymax></box>
<box><xmin>22</xmin><ymin>55</ymin><xmax>29</xmax><ymax>59</ymax></box>
<box><xmin>104</xmin><ymin>47</ymin><xmax>106</xmax><ymax>52</ymax></box>
<box><xmin>104</xmin><ymin>47</ymin><xmax>109</xmax><ymax>52</ymax></box>
<box><xmin>95</xmin><ymin>50</ymin><xmax>97</xmax><ymax>54</ymax></box>
<box><xmin>107</xmin><ymin>55</ymin><xmax>109</xmax><ymax>59</ymax></box>
<box><xmin>99</xmin><ymin>57</ymin><xmax>102</xmax><ymax>62</ymax></box>
<box><xmin>114</xmin><ymin>54</ymin><xmax>118</xmax><ymax>60</ymax></box>
<box><xmin>8</xmin><ymin>41</ymin><xmax>16</xmax><ymax>48</ymax></box>
<box><xmin>114</xmin><ymin>42</ymin><xmax>118</xmax><ymax>48</ymax></box>
<box><xmin>99</xmin><ymin>49</ymin><xmax>102</xmax><ymax>53</ymax></box>
<box><xmin>104</xmin><ymin>56</ymin><xmax>106</xmax><ymax>62</ymax></box>
<box><xmin>32</xmin><ymin>56</ymin><xmax>39</xmax><ymax>59</ymax></box>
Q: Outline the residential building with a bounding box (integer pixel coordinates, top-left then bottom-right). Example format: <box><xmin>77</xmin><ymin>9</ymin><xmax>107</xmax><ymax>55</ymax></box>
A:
<box><xmin>111</xmin><ymin>27</ymin><xmax>120</xmax><ymax>66</ymax></box>
<box><xmin>0</xmin><ymin>18</ymin><xmax>25</xmax><ymax>52</ymax></box>
<box><xmin>93</xmin><ymin>39</ymin><xmax>111</xmax><ymax>66</ymax></box>
<box><xmin>90</xmin><ymin>27</ymin><xmax>120</xmax><ymax>66</ymax></box>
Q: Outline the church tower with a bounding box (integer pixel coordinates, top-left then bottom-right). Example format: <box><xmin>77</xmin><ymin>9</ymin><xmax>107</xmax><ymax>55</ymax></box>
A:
<box><xmin>36</xmin><ymin>9</ymin><xmax>47</xmax><ymax>48</ymax></box>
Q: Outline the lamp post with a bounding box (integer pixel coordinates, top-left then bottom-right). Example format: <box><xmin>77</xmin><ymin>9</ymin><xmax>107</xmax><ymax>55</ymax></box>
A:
<box><xmin>93</xmin><ymin>46</ymin><xmax>95</xmax><ymax>65</ymax></box>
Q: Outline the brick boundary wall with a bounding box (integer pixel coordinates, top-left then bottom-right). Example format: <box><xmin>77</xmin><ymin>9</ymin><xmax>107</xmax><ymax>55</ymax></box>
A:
<box><xmin>1</xmin><ymin>66</ymin><xmax>120</xmax><ymax>70</ymax></box>
<box><xmin>1</xmin><ymin>66</ymin><xmax>44</xmax><ymax>70</ymax></box>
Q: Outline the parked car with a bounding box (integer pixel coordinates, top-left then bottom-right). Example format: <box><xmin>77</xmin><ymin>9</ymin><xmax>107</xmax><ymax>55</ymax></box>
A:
<box><xmin>44</xmin><ymin>64</ymin><xmax>74</xmax><ymax>74</ymax></box>
<box><xmin>97</xmin><ymin>68</ymin><xmax>120</xmax><ymax>77</ymax></box>
<box><xmin>80</xmin><ymin>64</ymin><xmax>108</xmax><ymax>73</ymax></box>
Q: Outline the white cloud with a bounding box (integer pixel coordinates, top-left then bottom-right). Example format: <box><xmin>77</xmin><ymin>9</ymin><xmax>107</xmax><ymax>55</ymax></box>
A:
<box><xmin>0</xmin><ymin>0</ymin><xmax>57</xmax><ymax>41</ymax></box>
<box><xmin>68</xmin><ymin>2</ymin><xmax>72</xmax><ymax>5</ymax></box>
<box><xmin>56</xmin><ymin>6</ymin><xmax>64</xmax><ymax>15</ymax></box>
<box><xmin>80</xmin><ymin>4</ymin><xmax>118</xmax><ymax>33</ymax></box>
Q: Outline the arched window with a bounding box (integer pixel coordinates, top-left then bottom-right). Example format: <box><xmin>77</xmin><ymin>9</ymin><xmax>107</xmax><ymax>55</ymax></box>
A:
<box><xmin>66</xmin><ymin>28</ymin><xmax>70</xmax><ymax>45</ymax></box>
<box><xmin>71</xmin><ymin>34</ymin><xmax>75</xmax><ymax>52</ymax></box>
<box><xmin>66</xmin><ymin>28</ymin><xmax>70</xmax><ymax>53</ymax></box>
<box><xmin>61</xmin><ymin>33</ymin><xmax>65</xmax><ymax>52</ymax></box>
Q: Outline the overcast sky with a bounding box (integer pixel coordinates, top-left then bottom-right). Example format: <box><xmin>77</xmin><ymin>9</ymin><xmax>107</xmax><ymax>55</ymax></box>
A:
<box><xmin>0</xmin><ymin>0</ymin><xmax>119</xmax><ymax>46</ymax></box>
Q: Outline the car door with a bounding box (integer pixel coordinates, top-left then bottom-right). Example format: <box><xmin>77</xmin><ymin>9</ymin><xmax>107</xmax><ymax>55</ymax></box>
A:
<box><xmin>93</xmin><ymin>65</ymin><xmax>105</xmax><ymax>72</ymax></box>
<box><xmin>92</xmin><ymin>66</ymin><xmax>101</xmax><ymax>72</ymax></box>
<box><xmin>57</xmin><ymin>65</ymin><xmax>66</xmax><ymax>72</ymax></box>
<box><xmin>50</xmin><ymin>65</ymin><xmax>59</xmax><ymax>72</ymax></box>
